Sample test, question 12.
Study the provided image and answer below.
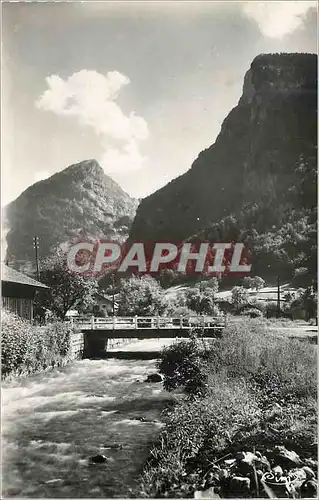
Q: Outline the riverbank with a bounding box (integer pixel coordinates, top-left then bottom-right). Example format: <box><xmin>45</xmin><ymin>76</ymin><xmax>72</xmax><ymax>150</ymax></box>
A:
<box><xmin>2</xmin><ymin>350</ymin><xmax>175</xmax><ymax>498</ymax></box>
<box><xmin>136</xmin><ymin>320</ymin><xmax>317</xmax><ymax>498</ymax></box>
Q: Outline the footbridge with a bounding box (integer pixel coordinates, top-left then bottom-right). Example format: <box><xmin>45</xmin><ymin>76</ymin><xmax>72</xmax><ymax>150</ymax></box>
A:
<box><xmin>71</xmin><ymin>315</ymin><xmax>227</xmax><ymax>339</ymax></box>
<box><xmin>69</xmin><ymin>315</ymin><xmax>227</xmax><ymax>358</ymax></box>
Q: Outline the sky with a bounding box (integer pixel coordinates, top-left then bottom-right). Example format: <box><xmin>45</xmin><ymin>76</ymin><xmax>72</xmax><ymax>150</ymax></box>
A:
<box><xmin>1</xmin><ymin>1</ymin><xmax>317</xmax><ymax>207</ymax></box>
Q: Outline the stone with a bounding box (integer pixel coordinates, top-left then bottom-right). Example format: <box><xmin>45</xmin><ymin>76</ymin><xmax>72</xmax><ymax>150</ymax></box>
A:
<box><xmin>218</xmin><ymin>469</ymin><xmax>229</xmax><ymax>481</ymax></box>
<box><xmin>255</xmin><ymin>455</ymin><xmax>271</xmax><ymax>472</ymax></box>
<box><xmin>302</xmin><ymin>466</ymin><xmax>316</xmax><ymax>480</ymax></box>
<box><xmin>288</xmin><ymin>468</ymin><xmax>307</xmax><ymax>482</ymax></box>
<box><xmin>90</xmin><ymin>454</ymin><xmax>108</xmax><ymax>464</ymax></box>
<box><xmin>229</xmin><ymin>476</ymin><xmax>251</xmax><ymax>495</ymax></box>
<box><xmin>303</xmin><ymin>458</ymin><xmax>318</xmax><ymax>469</ymax></box>
<box><xmin>239</xmin><ymin>451</ymin><xmax>259</xmax><ymax>473</ymax></box>
<box><xmin>224</xmin><ymin>458</ymin><xmax>236</xmax><ymax>466</ymax></box>
<box><xmin>104</xmin><ymin>443</ymin><xmax>123</xmax><ymax>450</ymax></box>
<box><xmin>145</xmin><ymin>373</ymin><xmax>163</xmax><ymax>383</ymax></box>
<box><xmin>274</xmin><ymin>446</ymin><xmax>303</xmax><ymax>468</ymax></box>
<box><xmin>45</xmin><ymin>478</ymin><xmax>64</xmax><ymax>485</ymax></box>
<box><xmin>300</xmin><ymin>479</ymin><xmax>317</xmax><ymax>498</ymax></box>
<box><xmin>203</xmin><ymin>471</ymin><xmax>220</xmax><ymax>488</ymax></box>
<box><xmin>272</xmin><ymin>465</ymin><xmax>284</xmax><ymax>478</ymax></box>
<box><xmin>194</xmin><ymin>487</ymin><xmax>221</xmax><ymax>499</ymax></box>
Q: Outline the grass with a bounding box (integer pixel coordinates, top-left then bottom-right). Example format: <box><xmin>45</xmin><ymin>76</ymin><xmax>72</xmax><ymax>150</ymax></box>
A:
<box><xmin>136</xmin><ymin>319</ymin><xmax>317</xmax><ymax>498</ymax></box>
<box><xmin>2</xmin><ymin>356</ymin><xmax>175</xmax><ymax>498</ymax></box>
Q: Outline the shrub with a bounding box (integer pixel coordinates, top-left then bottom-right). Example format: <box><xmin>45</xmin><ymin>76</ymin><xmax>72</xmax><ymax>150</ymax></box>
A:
<box><xmin>184</xmin><ymin>286</ymin><xmax>220</xmax><ymax>315</ymax></box>
<box><xmin>117</xmin><ymin>275</ymin><xmax>166</xmax><ymax>316</ymax></box>
<box><xmin>138</xmin><ymin>320</ymin><xmax>317</xmax><ymax>498</ymax></box>
<box><xmin>211</xmin><ymin>320</ymin><xmax>317</xmax><ymax>399</ymax></box>
<box><xmin>231</xmin><ymin>286</ymin><xmax>250</xmax><ymax>313</ymax></box>
<box><xmin>164</xmin><ymin>305</ymin><xmax>197</xmax><ymax>317</ymax></box>
<box><xmin>138</xmin><ymin>374</ymin><xmax>261</xmax><ymax>498</ymax></box>
<box><xmin>240</xmin><ymin>307</ymin><xmax>263</xmax><ymax>318</ymax></box>
<box><xmin>1</xmin><ymin>311</ymin><xmax>74</xmax><ymax>378</ymax></box>
<box><xmin>157</xmin><ymin>335</ymin><xmax>210</xmax><ymax>396</ymax></box>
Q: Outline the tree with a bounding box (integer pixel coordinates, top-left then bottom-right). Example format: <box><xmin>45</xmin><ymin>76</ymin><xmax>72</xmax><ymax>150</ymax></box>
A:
<box><xmin>231</xmin><ymin>286</ymin><xmax>250</xmax><ymax>312</ymax></box>
<box><xmin>184</xmin><ymin>283</ymin><xmax>219</xmax><ymax>315</ymax></box>
<box><xmin>300</xmin><ymin>287</ymin><xmax>317</xmax><ymax>322</ymax></box>
<box><xmin>35</xmin><ymin>253</ymin><xmax>98</xmax><ymax>320</ymax></box>
<box><xmin>157</xmin><ymin>268</ymin><xmax>180</xmax><ymax>288</ymax></box>
<box><xmin>117</xmin><ymin>275</ymin><xmax>166</xmax><ymax>316</ymax></box>
<box><xmin>242</xmin><ymin>277</ymin><xmax>254</xmax><ymax>289</ymax></box>
<box><xmin>199</xmin><ymin>277</ymin><xmax>219</xmax><ymax>293</ymax></box>
<box><xmin>252</xmin><ymin>276</ymin><xmax>265</xmax><ymax>291</ymax></box>
<box><xmin>242</xmin><ymin>276</ymin><xmax>265</xmax><ymax>291</ymax></box>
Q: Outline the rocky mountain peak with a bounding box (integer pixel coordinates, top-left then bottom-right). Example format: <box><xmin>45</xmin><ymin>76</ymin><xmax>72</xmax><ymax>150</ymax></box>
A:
<box><xmin>5</xmin><ymin>160</ymin><xmax>138</xmax><ymax>272</ymax></box>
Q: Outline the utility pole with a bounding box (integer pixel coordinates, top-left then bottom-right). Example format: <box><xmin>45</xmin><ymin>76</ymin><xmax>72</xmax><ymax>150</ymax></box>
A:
<box><xmin>112</xmin><ymin>272</ymin><xmax>116</xmax><ymax>317</ymax></box>
<box><xmin>33</xmin><ymin>236</ymin><xmax>40</xmax><ymax>281</ymax></box>
<box><xmin>277</xmin><ymin>275</ymin><xmax>281</xmax><ymax>318</ymax></box>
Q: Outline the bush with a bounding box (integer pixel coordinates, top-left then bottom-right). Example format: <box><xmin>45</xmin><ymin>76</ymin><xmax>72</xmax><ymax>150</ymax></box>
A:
<box><xmin>137</xmin><ymin>320</ymin><xmax>317</xmax><ymax>498</ymax></box>
<box><xmin>240</xmin><ymin>307</ymin><xmax>263</xmax><ymax>318</ymax></box>
<box><xmin>117</xmin><ymin>275</ymin><xmax>166</xmax><ymax>316</ymax></box>
<box><xmin>211</xmin><ymin>320</ymin><xmax>317</xmax><ymax>399</ymax></box>
<box><xmin>157</xmin><ymin>335</ymin><xmax>210</xmax><ymax>396</ymax></box>
<box><xmin>1</xmin><ymin>311</ymin><xmax>74</xmax><ymax>378</ymax></box>
<box><xmin>138</xmin><ymin>374</ymin><xmax>261</xmax><ymax>498</ymax></box>
<box><xmin>164</xmin><ymin>305</ymin><xmax>198</xmax><ymax>317</ymax></box>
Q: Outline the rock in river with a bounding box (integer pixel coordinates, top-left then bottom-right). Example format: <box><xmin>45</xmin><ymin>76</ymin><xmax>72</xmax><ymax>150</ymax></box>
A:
<box><xmin>90</xmin><ymin>454</ymin><xmax>108</xmax><ymax>464</ymax></box>
<box><xmin>144</xmin><ymin>373</ymin><xmax>163</xmax><ymax>383</ymax></box>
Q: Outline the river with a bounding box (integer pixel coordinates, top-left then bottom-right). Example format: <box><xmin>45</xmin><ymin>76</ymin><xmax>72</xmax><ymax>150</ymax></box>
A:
<box><xmin>2</xmin><ymin>339</ymin><xmax>175</xmax><ymax>498</ymax></box>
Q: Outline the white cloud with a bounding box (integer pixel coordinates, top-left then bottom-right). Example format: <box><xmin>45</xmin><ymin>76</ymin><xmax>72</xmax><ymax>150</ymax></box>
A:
<box><xmin>36</xmin><ymin>70</ymin><xmax>149</xmax><ymax>173</ymax></box>
<box><xmin>101</xmin><ymin>140</ymin><xmax>147</xmax><ymax>173</ymax></box>
<box><xmin>242</xmin><ymin>1</ymin><xmax>316</xmax><ymax>39</ymax></box>
<box><xmin>34</xmin><ymin>170</ymin><xmax>50</xmax><ymax>183</ymax></box>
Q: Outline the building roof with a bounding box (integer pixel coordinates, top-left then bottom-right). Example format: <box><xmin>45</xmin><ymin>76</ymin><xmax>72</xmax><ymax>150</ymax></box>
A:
<box><xmin>1</xmin><ymin>264</ymin><xmax>49</xmax><ymax>289</ymax></box>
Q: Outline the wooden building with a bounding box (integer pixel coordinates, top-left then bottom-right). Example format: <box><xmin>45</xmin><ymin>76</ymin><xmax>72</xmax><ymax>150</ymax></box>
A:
<box><xmin>1</xmin><ymin>264</ymin><xmax>49</xmax><ymax>321</ymax></box>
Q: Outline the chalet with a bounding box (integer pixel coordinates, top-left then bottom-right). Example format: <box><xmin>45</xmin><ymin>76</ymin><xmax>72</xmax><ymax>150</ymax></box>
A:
<box><xmin>93</xmin><ymin>292</ymin><xmax>119</xmax><ymax>316</ymax></box>
<box><xmin>1</xmin><ymin>264</ymin><xmax>49</xmax><ymax>321</ymax></box>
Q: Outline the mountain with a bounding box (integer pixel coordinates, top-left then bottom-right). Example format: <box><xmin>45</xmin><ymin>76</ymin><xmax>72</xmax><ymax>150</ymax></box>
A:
<box><xmin>4</xmin><ymin>160</ymin><xmax>138</xmax><ymax>272</ymax></box>
<box><xmin>129</xmin><ymin>53</ymin><xmax>317</xmax><ymax>285</ymax></box>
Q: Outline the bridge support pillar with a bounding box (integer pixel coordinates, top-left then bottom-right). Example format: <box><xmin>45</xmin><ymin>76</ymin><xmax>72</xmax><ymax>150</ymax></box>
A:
<box><xmin>83</xmin><ymin>331</ymin><xmax>109</xmax><ymax>359</ymax></box>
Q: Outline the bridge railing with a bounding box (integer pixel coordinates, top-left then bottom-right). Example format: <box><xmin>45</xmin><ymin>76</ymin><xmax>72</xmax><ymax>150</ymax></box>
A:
<box><xmin>69</xmin><ymin>315</ymin><xmax>227</xmax><ymax>330</ymax></box>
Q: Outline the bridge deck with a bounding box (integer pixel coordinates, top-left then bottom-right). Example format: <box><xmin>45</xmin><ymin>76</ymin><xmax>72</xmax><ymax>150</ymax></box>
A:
<box><xmin>70</xmin><ymin>315</ymin><xmax>226</xmax><ymax>333</ymax></box>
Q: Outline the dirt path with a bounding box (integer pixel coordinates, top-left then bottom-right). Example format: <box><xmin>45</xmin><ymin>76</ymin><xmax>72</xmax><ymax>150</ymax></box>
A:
<box><xmin>2</xmin><ymin>340</ymin><xmax>175</xmax><ymax>498</ymax></box>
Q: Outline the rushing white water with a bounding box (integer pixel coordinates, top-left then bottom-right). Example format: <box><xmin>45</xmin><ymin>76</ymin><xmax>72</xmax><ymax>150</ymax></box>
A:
<box><xmin>2</xmin><ymin>339</ymin><xmax>175</xmax><ymax>498</ymax></box>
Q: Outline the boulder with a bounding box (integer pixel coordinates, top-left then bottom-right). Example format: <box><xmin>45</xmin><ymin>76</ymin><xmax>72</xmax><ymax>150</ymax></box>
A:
<box><xmin>238</xmin><ymin>451</ymin><xmax>259</xmax><ymax>474</ymax></box>
<box><xmin>145</xmin><ymin>373</ymin><xmax>163</xmax><ymax>383</ymax></box>
<box><xmin>218</xmin><ymin>469</ymin><xmax>229</xmax><ymax>481</ymax></box>
<box><xmin>228</xmin><ymin>476</ymin><xmax>251</xmax><ymax>496</ymax></box>
<box><xmin>203</xmin><ymin>471</ymin><xmax>220</xmax><ymax>488</ymax></box>
<box><xmin>272</xmin><ymin>465</ymin><xmax>284</xmax><ymax>478</ymax></box>
<box><xmin>90</xmin><ymin>454</ymin><xmax>108</xmax><ymax>464</ymax></box>
<box><xmin>302</xmin><ymin>466</ymin><xmax>316</xmax><ymax>480</ymax></box>
<box><xmin>273</xmin><ymin>446</ymin><xmax>303</xmax><ymax>468</ymax></box>
<box><xmin>194</xmin><ymin>487</ymin><xmax>221</xmax><ymax>499</ymax></box>
<box><xmin>300</xmin><ymin>479</ymin><xmax>317</xmax><ymax>498</ymax></box>
<box><xmin>303</xmin><ymin>458</ymin><xmax>318</xmax><ymax>469</ymax></box>
<box><xmin>288</xmin><ymin>468</ymin><xmax>307</xmax><ymax>482</ymax></box>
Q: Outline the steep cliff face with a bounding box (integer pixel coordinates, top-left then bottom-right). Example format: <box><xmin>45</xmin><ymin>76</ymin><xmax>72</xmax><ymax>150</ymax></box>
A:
<box><xmin>4</xmin><ymin>160</ymin><xmax>138</xmax><ymax>272</ymax></box>
<box><xmin>129</xmin><ymin>53</ymin><xmax>317</xmax><ymax>282</ymax></box>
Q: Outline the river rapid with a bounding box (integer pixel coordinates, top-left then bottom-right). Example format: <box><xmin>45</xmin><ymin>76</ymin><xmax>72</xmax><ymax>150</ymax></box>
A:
<box><xmin>2</xmin><ymin>339</ymin><xmax>175</xmax><ymax>498</ymax></box>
